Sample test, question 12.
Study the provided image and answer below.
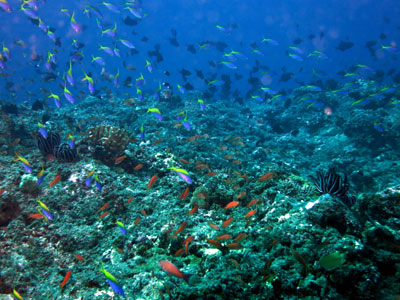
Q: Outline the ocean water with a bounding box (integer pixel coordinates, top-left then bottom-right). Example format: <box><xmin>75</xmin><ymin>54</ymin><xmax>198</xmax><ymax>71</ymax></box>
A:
<box><xmin>0</xmin><ymin>0</ymin><xmax>400</xmax><ymax>299</ymax></box>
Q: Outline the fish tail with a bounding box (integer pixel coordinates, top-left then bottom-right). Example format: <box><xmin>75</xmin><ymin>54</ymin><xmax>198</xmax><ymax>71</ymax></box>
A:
<box><xmin>183</xmin><ymin>272</ymin><xmax>193</xmax><ymax>284</ymax></box>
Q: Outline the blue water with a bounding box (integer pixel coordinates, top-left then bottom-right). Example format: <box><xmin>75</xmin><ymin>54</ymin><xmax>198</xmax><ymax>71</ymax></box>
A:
<box><xmin>1</xmin><ymin>0</ymin><xmax>399</xmax><ymax>104</ymax></box>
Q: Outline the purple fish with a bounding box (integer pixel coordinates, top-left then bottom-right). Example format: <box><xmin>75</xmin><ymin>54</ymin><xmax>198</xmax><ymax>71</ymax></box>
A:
<box><xmin>39</xmin><ymin>127</ymin><xmax>47</xmax><ymax>138</ymax></box>
<box><xmin>113</xmin><ymin>47</ymin><xmax>121</xmax><ymax>57</ymax></box>
<box><xmin>0</xmin><ymin>1</ymin><xmax>12</xmax><ymax>12</ymax></box>
<box><xmin>66</xmin><ymin>73</ymin><xmax>74</xmax><ymax>86</ymax></box>
<box><xmin>106</xmin><ymin>279</ymin><xmax>124</xmax><ymax>296</ymax></box>
<box><xmin>41</xmin><ymin>208</ymin><xmax>53</xmax><ymax>220</ymax></box>
<box><xmin>23</xmin><ymin>163</ymin><xmax>32</xmax><ymax>173</ymax></box>
<box><xmin>64</xmin><ymin>92</ymin><xmax>75</xmax><ymax>104</ymax></box>
<box><xmin>21</xmin><ymin>8</ymin><xmax>38</xmax><ymax>19</ymax></box>
<box><xmin>54</xmin><ymin>98</ymin><xmax>61</xmax><ymax>108</ymax></box>
<box><xmin>88</xmin><ymin>81</ymin><xmax>95</xmax><ymax>94</ymax></box>
<box><xmin>118</xmin><ymin>226</ymin><xmax>127</xmax><ymax>235</ymax></box>
<box><xmin>85</xmin><ymin>175</ymin><xmax>93</xmax><ymax>187</ymax></box>
<box><xmin>176</xmin><ymin>172</ymin><xmax>193</xmax><ymax>184</ymax></box>
<box><xmin>36</xmin><ymin>176</ymin><xmax>44</xmax><ymax>186</ymax></box>
<box><xmin>152</xmin><ymin>112</ymin><xmax>162</xmax><ymax>121</ymax></box>
<box><xmin>102</xmin><ymin>2</ymin><xmax>121</xmax><ymax>13</ymax></box>
<box><xmin>182</xmin><ymin>121</ymin><xmax>191</xmax><ymax>131</ymax></box>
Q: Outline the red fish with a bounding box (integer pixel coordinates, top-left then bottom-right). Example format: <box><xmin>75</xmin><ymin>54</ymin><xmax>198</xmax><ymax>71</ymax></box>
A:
<box><xmin>174</xmin><ymin>248</ymin><xmax>185</xmax><ymax>256</ymax></box>
<box><xmin>158</xmin><ymin>260</ymin><xmax>192</xmax><ymax>283</ymax></box>
<box><xmin>217</xmin><ymin>234</ymin><xmax>232</xmax><ymax>240</ymax></box>
<box><xmin>99</xmin><ymin>202</ymin><xmax>109</xmax><ymax>211</ymax></box>
<box><xmin>234</xmin><ymin>233</ymin><xmax>247</xmax><ymax>242</ymax></box>
<box><xmin>221</xmin><ymin>217</ymin><xmax>234</xmax><ymax>228</ymax></box>
<box><xmin>147</xmin><ymin>175</ymin><xmax>158</xmax><ymax>189</ymax></box>
<box><xmin>258</xmin><ymin>172</ymin><xmax>275</xmax><ymax>181</ymax></box>
<box><xmin>179</xmin><ymin>187</ymin><xmax>189</xmax><ymax>200</ymax></box>
<box><xmin>49</xmin><ymin>173</ymin><xmax>61</xmax><ymax>187</ymax></box>
<box><xmin>175</xmin><ymin>221</ymin><xmax>187</xmax><ymax>234</ymax></box>
<box><xmin>0</xmin><ymin>188</ymin><xmax>5</xmax><ymax>196</ymax></box>
<box><xmin>206</xmin><ymin>171</ymin><xmax>217</xmax><ymax>177</ymax></box>
<box><xmin>188</xmin><ymin>205</ymin><xmax>198</xmax><ymax>215</ymax></box>
<box><xmin>247</xmin><ymin>199</ymin><xmax>258</xmax><ymax>207</ymax></box>
<box><xmin>208</xmin><ymin>221</ymin><xmax>220</xmax><ymax>231</ymax></box>
<box><xmin>59</xmin><ymin>270</ymin><xmax>71</xmax><ymax>291</ymax></box>
<box><xmin>29</xmin><ymin>213</ymin><xmax>44</xmax><ymax>219</ymax></box>
<box><xmin>134</xmin><ymin>163</ymin><xmax>144</xmax><ymax>171</ymax></box>
<box><xmin>206</xmin><ymin>238</ymin><xmax>222</xmax><ymax>248</ymax></box>
<box><xmin>134</xmin><ymin>217</ymin><xmax>141</xmax><ymax>226</ymax></box>
<box><xmin>74</xmin><ymin>254</ymin><xmax>84</xmax><ymax>261</ymax></box>
<box><xmin>99</xmin><ymin>212</ymin><xmax>109</xmax><ymax>219</ymax></box>
<box><xmin>127</xmin><ymin>196</ymin><xmax>134</xmax><ymax>205</ymax></box>
<box><xmin>227</xmin><ymin>242</ymin><xmax>243</xmax><ymax>250</ymax></box>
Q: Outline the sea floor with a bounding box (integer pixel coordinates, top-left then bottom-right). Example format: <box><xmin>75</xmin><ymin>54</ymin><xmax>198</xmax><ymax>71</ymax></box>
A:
<box><xmin>0</xmin><ymin>82</ymin><xmax>400</xmax><ymax>299</ymax></box>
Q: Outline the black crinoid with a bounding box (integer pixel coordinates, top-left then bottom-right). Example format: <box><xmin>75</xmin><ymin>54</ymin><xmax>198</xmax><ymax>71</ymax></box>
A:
<box><xmin>313</xmin><ymin>168</ymin><xmax>356</xmax><ymax>206</ymax></box>
<box><xmin>53</xmin><ymin>143</ymin><xmax>79</xmax><ymax>162</ymax></box>
<box><xmin>37</xmin><ymin>132</ymin><xmax>79</xmax><ymax>163</ymax></box>
<box><xmin>37</xmin><ymin>132</ymin><xmax>61</xmax><ymax>156</ymax></box>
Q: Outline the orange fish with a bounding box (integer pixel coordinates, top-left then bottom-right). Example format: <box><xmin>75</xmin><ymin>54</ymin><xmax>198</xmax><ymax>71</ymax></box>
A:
<box><xmin>0</xmin><ymin>188</ymin><xmax>6</xmax><ymax>196</ymax></box>
<box><xmin>158</xmin><ymin>260</ymin><xmax>192</xmax><ymax>283</ymax></box>
<box><xmin>232</xmin><ymin>160</ymin><xmax>242</xmax><ymax>165</ymax></box>
<box><xmin>99</xmin><ymin>202</ymin><xmax>109</xmax><ymax>211</ymax></box>
<box><xmin>175</xmin><ymin>221</ymin><xmax>187</xmax><ymax>234</ymax></box>
<box><xmin>227</xmin><ymin>242</ymin><xmax>243</xmax><ymax>250</ymax></box>
<box><xmin>74</xmin><ymin>254</ymin><xmax>84</xmax><ymax>261</ymax></box>
<box><xmin>134</xmin><ymin>217</ymin><xmax>141</xmax><ymax>226</ymax></box>
<box><xmin>179</xmin><ymin>187</ymin><xmax>189</xmax><ymax>200</ymax></box>
<box><xmin>234</xmin><ymin>232</ymin><xmax>247</xmax><ymax>242</ymax></box>
<box><xmin>114</xmin><ymin>155</ymin><xmax>127</xmax><ymax>165</ymax></box>
<box><xmin>221</xmin><ymin>217</ymin><xmax>234</xmax><ymax>228</ymax></box>
<box><xmin>188</xmin><ymin>205</ymin><xmax>198</xmax><ymax>215</ymax></box>
<box><xmin>49</xmin><ymin>173</ymin><xmax>61</xmax><ymax>187</ymax></box>
<box><xmin>208</xmin><ymin>221</ymin><xmax>220</xmax><ymax>231</ymax></box>
<box><xmin>99</xmin><ymin>212</ymin><xmax>109</xmax><ymax>219</ymax></box>
<box><xmin>59</xmin><ymin>270</ymin><xmax>71</xmax><ymax>291</ymax></box>
<box><xmin>217</xmin><ymin>234</ymin><xmax>232</xmax><ymax>240</ymax></box>
<box><xmin>140</xmin><ymin>209</ymin><xmax>147</xmax><ymax>216</ymax></box>
<box><xmin>244</xmin><ymin>210</ymin><xmax>257</xmax><ymax>219</ymax></box>
<box><xmin>147</xmin><ymin>175</ymin><xmax>158</xmax><ymax>189</ymax></box>
<box><xmin>134</xmin><ymin>163</ymin><xmax>143</xmax><ymax>171</ymax></box>
<box><xmin>206</xmin><ymin>238</ymin><xmax>222</xmax><ymax>248</ymax></box>
<box><xmin>29</xmin><ymin>213</ymin><xmax>44</xmax><ymax>219</ymax></box>
<box><xmin>236</xmin><ymin>191</ymin><xmax>246</xmax><ymax>200</ymax></box>
<box><xmin>247</xmin><ymin>199</ymin><xmax>258</xmax><ymax>207</ymax></box>
<box><xmin>127</xmin><ymin>197</ymin><xmax>134</xmax><ymax>205</ymax></box>
<box><xmin>224</xmin><ymin>201</ymin><xmax>239</xmax><ymax>209</ymax></box>
<box><xmin>258</xmin><ymin>172</ymin><xmax>275</xmax><ymax>182</ymax></box>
